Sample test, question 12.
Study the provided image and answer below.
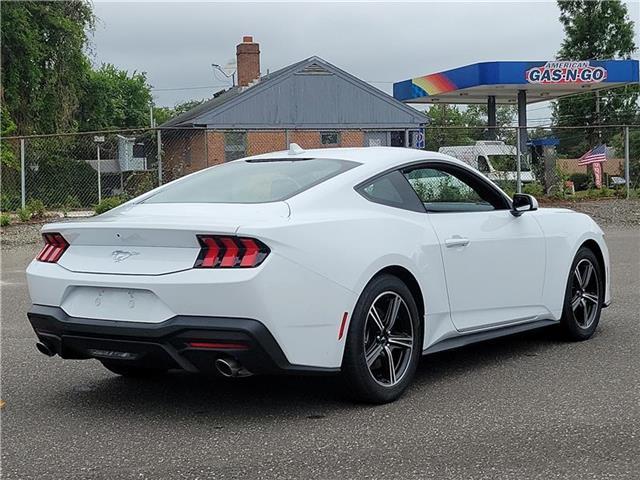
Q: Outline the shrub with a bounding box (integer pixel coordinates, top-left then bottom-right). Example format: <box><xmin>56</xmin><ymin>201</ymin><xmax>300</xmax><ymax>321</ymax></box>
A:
<box><xmin>17</xmin><ymin>207</ymin><xmax>31</xmax><ymax>222</ymax></box>
<box><xmin>63</xmin><ymin>195</ymin><xmax>82</xmax><ymax>210</ymax></box>
<box><xmin>26</xmin><ymin>198</ymin><xmax>46</xmax><ymax>219</ymax></box>
<box><xmin>0</xmin><ymin>192</ymin><xmax>20</xmax><ymax>212</ymax></box>
<box><xmin>567</xmin><ymin>173</ymin><xmax>591</xmax><ymax>191</ymax></box>
<box><xmin>523</xmin><ymin>182</ymin><xmax>544</xmax><ymax>198</ymax></box>
<box><xmin>94</xmin><ymin>196</ymin><xmax>126</xmax><ymax>215</ymax></box>
<box><xmin>0</xmin><ymin>213</ymin><xmax>10</xmax><ymax>227</ymax></box>
<box><xmin>598</xmin><ymin>187</ymin><xmax>615</xmax><ymax>198</ymax></box>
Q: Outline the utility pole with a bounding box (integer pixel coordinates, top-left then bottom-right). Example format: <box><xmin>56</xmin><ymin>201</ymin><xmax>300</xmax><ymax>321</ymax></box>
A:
<box><xmin>595</xmin><ymin>91</ymin><xmax>601</xmax><ymax>142</ymax></box>
<box><xmin>149</xmin><ymin>104</ymin><xmax>155</xmax><ymax>128</ymax></box>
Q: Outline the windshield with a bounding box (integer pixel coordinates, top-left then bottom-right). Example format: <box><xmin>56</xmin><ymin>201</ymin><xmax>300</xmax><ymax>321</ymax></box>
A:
<box><xmin>488</xmin><ymin>154</ymin><xmax>531</xmax><ymax>172</ymax></box>
<box><xmin>143</xmin><ymin>158</ymin><xmax>359</xmax><ymax>204</ymax></box>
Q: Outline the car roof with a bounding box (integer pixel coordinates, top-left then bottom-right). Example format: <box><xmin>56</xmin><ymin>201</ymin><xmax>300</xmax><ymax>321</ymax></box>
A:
<box><xmin>242</xmin><ymin>146</ymin><xmax>468</xmax><ymax>173</ymax></box>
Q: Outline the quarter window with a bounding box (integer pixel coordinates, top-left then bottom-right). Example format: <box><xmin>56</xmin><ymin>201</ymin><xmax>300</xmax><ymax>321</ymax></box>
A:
<box><xmin>356</xmin><ymin>171</ymin><xmax>424</xmax><ymax>213</ymax></box>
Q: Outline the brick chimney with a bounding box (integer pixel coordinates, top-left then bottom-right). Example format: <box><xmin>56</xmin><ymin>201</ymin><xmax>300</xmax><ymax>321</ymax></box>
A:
<box><xmin>236</xmin><ymin>36</ymin><xmax>260</xmax><ymax>87</ymax></box>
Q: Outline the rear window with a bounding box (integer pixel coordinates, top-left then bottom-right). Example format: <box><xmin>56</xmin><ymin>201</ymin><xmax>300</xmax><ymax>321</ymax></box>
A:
<box><xmin>143</xmin><ymin>158</ymin><xmax>359</xmax><ymax>204</ymax></box>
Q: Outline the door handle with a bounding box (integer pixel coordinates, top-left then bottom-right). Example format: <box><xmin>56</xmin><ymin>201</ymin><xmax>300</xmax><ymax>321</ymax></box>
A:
<box><xmin>445</xmin><ymin>236</ymin><xmax>470</xmax><ymax>248</ymax></box>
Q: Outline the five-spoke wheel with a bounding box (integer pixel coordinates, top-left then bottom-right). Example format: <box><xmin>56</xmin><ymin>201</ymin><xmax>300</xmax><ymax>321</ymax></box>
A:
<box><xmin>341</xmin><ymin>274</ymin><xmax>421</xmax><ymax>403</ymax></box>
<box><xmin>364</xmin><ymin>292</ymin><xmax>414</xmax><ymax>387</ymax></box>
<box><xmin>561</xmin><ymin>247</ymin><xmax>603</xmax><ymax>340</ymax></box>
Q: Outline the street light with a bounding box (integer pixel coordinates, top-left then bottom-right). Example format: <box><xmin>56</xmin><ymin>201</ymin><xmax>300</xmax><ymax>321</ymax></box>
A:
<box><xmin>94</xmin><ymin>135</ymin><xmax>105</xmax><ymax>203</ymax></box>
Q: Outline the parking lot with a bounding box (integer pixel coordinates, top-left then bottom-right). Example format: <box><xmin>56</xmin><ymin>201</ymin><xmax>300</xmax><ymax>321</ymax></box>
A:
<box><xmin>1</xmin><ymin>221</ymin><xmax>639</xmax><ymax>479</ymax></box>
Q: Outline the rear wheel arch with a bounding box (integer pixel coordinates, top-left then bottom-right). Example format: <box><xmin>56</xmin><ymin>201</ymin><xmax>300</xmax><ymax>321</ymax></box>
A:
<box><xmin>369</xmin><ymin>266</ymin><xmax>425</xmax><ymax>325</ymax></box>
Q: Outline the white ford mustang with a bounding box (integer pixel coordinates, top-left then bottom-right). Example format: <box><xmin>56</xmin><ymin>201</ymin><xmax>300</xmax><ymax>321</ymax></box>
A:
<box><xmin>26</xmin><ymin>145</ymin><xmax>610</xmax><ymax>403</ymax></box>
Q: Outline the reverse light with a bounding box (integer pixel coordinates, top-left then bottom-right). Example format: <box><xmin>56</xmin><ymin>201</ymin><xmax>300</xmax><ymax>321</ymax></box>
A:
<box><xmin>36</xmin><ymin>233</ymin><xmax>69</xmax><ymax>263</ymax></box>
<box><xmin>194</xmin><ymin>235</ymin><xmax>269</xmax><ymax>268</ymax></box>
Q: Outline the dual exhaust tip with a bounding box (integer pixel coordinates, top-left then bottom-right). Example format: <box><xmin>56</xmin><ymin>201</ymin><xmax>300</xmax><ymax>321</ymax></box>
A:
<box><xmin>36</xmin><ymin>342</ymin><xmax>252</xmax><ymax>378</ymax></box>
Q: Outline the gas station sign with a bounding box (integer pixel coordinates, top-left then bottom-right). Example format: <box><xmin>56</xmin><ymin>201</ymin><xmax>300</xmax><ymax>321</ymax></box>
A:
<box><xmin>525</xmin><ymin>61</ymin><xmax>607</xmax><ymax>84</ymax></box>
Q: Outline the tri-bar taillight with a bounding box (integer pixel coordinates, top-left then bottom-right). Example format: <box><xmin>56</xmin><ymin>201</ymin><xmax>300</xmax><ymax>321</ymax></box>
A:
<box><xmin>194</xmin><ymin>235</ymin><xmax>270</xmax><ymax>268</ymax></box>
<box><xmin>36</xmin><ymin>233</ymin><xmax>69</xmax><ymax>263</ymax></box>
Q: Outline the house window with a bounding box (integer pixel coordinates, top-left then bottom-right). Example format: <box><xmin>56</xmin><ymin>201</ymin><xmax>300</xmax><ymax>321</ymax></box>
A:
<box><xmin>224</xmin><ymin>132</ymin><xmax>247</xmax><ymax>162</ymax></box>
<box><xmin>321</xmin><ymin>132</ymin><xmax>340</xmax><ymax>146</ymax></box>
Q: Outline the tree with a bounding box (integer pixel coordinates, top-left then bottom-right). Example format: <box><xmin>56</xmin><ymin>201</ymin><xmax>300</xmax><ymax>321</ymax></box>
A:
<box><xmin>153</xmin><ymin>99</ymin><xmax>210</xmax><ymax>126</ymax></box>
<box><xmin>1</xmin><ymin>1</ymin><xmax>94</xmax><ymax>134</ymax></box>
<box><xmin>553</xmin><ymin>0</ymin><xmax>639</xmax><ymax>156</ymax></box>
<box><xmin>424</xmin><ymin>104</ymin><xmax>516</xmax><ymax>150</ymax></box>
<box><xmin>78</xmin><ymin>64</ymin><xmax>153</xmax><ymax>131</ymax></box>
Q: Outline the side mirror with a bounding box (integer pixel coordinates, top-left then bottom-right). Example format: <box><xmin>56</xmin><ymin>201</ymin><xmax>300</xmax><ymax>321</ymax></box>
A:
<box><xmin>511</xmin><ymin>193</ymin><xmax>538</xmax><ymax>217</ymax></box>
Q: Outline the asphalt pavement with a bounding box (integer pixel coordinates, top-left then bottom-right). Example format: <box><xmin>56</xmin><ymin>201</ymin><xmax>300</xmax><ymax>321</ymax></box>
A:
<box><xmin>1</xmin><ymin>227</ymin><xmax>639</xmax><ymax>479</ymax></box>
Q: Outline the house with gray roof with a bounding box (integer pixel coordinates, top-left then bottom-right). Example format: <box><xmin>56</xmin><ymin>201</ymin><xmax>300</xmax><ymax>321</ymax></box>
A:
<box><xmin>159</xmin><ymin>36</ymin><xmax>427</xmax><ymax>178</ymax></box>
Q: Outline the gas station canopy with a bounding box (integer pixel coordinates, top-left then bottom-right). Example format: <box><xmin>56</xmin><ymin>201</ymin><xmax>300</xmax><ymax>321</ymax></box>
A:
<box><xmin>393</xmin><ymin>60</ymin><xmax>639</xmax><ymax>104</ymax></box>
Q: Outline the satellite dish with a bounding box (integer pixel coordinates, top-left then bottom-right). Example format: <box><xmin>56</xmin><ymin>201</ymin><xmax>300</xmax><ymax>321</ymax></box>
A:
<box><xmin>224</xmin><ymin>59</ymin><xmax>237</xmax><ymax>75</ymax></box>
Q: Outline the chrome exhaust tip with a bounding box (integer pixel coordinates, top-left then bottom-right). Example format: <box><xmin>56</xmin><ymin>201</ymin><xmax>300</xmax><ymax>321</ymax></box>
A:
<box><xmin>215</xmin><ymin>358</ymin><xmax>252</xmax><ymax>378</ymax></box>
<box><xmin>36</xmin><ymin>342</ymin><xmax>55</xmax><ymax>357</ymax></box>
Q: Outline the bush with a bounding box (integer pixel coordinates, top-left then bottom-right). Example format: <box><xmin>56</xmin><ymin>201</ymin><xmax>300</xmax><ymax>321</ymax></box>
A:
<box><xmin>0</xmin><ymin>192</ymin><xmax>20</xmax><ymax>212</ymax></box>
<box><xmin>17</xmin><ymin>207</ymin><xmax>31</xmax><ymax>222</ymax></box>
<box><xmin>63</xmin><ymin>195</ymin><xmax>82</xmax><ymax>210</ymax></box>
<box><xmin>26</xmin><ymin>198</ymin><xmax>46</xmax><ymax>219</ymax></box>
<box><xmin>0</xmin><ymin>213</ymin><xmax>11</xmax><ymax>227</ymax></box>
<box><xmin>568</xmin><ymin>173</ymin><xmax>591</xmax><ymax>191</ymax></box>
<box><xmin>94</xmin><ymin>196</ymin><xmax>126</xmax><ymax>215</ymax></box>
<box><xmin>523</xmin><ymin>182</ymin><xmax>544</xmax><ymax>198</ymax></box>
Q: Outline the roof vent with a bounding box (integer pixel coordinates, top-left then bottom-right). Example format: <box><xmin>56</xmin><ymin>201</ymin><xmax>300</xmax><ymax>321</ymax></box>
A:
<box><xmin>288</xmin><ymin>143</ymin><xmax>305</xmax><ymax>155</ymax></box>
<box><xmin>298</xmin><ymin>62</ymin><xmax>331</xmax><ymax>75</ymax></box>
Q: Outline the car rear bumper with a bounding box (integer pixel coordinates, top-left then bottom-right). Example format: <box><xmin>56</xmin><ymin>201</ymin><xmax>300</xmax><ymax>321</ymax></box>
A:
<box><xmin>27</xmin><ymin>305</ymin><xmax>339</xmax><ymax>376</ymax></box>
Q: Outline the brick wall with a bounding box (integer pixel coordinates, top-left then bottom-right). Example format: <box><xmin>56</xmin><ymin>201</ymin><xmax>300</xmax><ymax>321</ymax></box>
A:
<box><xmin>206</xmin><ymin>131</ymin><xmax>225</xmax><ymax>167</ymax></box>
<box><xmin>163</xmin><ymin>129</ymin><xmax>368</xmax><ymax>181</ymax></box>
<box><xmin>288</xmin><ymin>130</ymin><xmax>365</xmax><ymax>149</ymax></box>
<box><xmin>247</xmin><ymin>131</ymin><xmax>287</xmax><ymax>155</ymax></box>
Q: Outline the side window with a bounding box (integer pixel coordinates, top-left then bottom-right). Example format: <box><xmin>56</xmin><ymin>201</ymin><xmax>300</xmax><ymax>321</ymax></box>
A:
<box><xmin>402</xmin><ymin>165</ymin><xmax>507</xmax><ymax>213</ymax></box>
<box><xmin>356</xmin><ymin>170</ymin><xmax>424</xmax><ymax>213</ymax></box>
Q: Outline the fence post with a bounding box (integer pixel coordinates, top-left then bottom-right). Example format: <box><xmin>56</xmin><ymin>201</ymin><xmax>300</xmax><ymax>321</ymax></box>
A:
<box><xmin>157</xmin><ymin>129</ymin><xmax>163</xmax><ymax>186</ymax></box>
<box><xmin>97</xmin><ymin>144</ymin><xmax>102</xmax><ymax>204</ymax></box>
<box><xmin>516</xmin><ymin>127</ymin><xmax>522</xmax><ymax>193</ymax></box>
<box><xmin>204</xmin><ymin>129</ymin><xmax>209</xmax><ymax>168</ymax></box>
<box><xmin>20</xmin><ymin>138</ymin><xmax>26</xmax><ymax>209</ymax></box>
<box><xmin>625</xmin><ymin>125</ymin><xmax>630</xmax><ymax>200</ymax></box>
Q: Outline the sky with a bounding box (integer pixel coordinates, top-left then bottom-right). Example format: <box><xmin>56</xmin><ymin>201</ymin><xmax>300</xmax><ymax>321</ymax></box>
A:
<box><xmin>91</xmin><ymin>1</ymin><xmax>640</xmax><ymax>123</ymax></box>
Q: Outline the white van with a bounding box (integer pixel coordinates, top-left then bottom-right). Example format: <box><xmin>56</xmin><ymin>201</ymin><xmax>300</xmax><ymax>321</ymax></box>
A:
<box><xmin>438</xmin><ymin>141</ymin><xmax>535</xmax><ymax>183</ymax></box>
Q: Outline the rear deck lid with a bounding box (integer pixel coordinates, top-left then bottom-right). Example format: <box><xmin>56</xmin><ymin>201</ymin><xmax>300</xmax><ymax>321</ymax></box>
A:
<box><xmin>47</xmin><ymin>202</ymin><xmax>289</xmax><ymax>275</ymax></box>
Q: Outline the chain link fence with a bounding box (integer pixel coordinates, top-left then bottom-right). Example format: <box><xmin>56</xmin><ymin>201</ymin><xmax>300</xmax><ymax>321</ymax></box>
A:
<box><xmin>1</xmin><ymin>125</ymin><xmax>638</xmax><ymax>214</ymax></box>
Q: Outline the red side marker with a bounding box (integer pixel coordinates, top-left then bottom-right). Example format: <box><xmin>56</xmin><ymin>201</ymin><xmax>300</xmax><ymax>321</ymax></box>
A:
<box><xmin>338</xmin><ymin>312</ymin><xmax>348</xmax><ymax>340</ymax></box>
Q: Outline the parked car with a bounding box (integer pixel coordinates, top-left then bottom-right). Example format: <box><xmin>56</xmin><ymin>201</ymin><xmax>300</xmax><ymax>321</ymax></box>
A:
<box><xmin>27</xmin><ymin>145</ymin><xmax>609</xmax><ymax>403</ymax></box>
<box><xmin>439</xmin><ymin>140</ymin><xmax>536</xmax><ymax>183</ymax></box>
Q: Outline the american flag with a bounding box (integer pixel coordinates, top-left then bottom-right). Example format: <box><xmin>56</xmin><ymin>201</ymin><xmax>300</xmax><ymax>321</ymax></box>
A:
<box><xmin>577</xmin><ymin>144</ymin><xmax>607</xmax><ymax>165</ymax></box>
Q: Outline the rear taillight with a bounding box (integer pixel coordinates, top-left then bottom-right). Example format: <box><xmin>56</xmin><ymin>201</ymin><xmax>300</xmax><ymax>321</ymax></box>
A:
<box><xmin>194</xmin><ymin>235</ymin><xmax>269</xmax><ymax>268</ymax></box>
<box><xmin>36</xmin><ymin>233</ymin><xmax>69</xmax><ymax>263</ymax></box>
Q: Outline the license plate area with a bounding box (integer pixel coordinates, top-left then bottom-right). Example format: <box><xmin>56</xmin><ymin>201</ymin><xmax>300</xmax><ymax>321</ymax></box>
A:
<box><xmin>61</xmin><ymin>286</ymin><xmax>174</xmax><ymax>323</ymax></box>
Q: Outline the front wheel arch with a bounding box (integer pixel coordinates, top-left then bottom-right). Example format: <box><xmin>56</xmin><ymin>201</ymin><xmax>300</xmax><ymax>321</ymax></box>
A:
<box><xmin>578</xmin><ymin>239</ymin><xmax>606</xmax><ymax>301</ymax></box>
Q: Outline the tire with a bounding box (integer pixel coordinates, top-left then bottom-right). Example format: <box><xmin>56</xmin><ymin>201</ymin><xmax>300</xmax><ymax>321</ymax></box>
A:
<box><xmin>101</xmin><ymin>361</ymin><xmax>167</xmax><ymax>378</ymax></box>
<box><xmin>341</xmin><ymin>274</ymin><xmax>422</xmax><ymax>404</ymax></box>
<box><xmin>559</xmin><ymin>247</ymin><xmax>604</xmax><ymax>341</ymax></box>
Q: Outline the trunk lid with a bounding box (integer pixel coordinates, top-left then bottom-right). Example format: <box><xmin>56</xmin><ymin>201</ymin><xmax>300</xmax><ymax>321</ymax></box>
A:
<box><xmin>45</xmin><ymin>202</ymin><xmax>289</xmax><ymax>275</ymax></box>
